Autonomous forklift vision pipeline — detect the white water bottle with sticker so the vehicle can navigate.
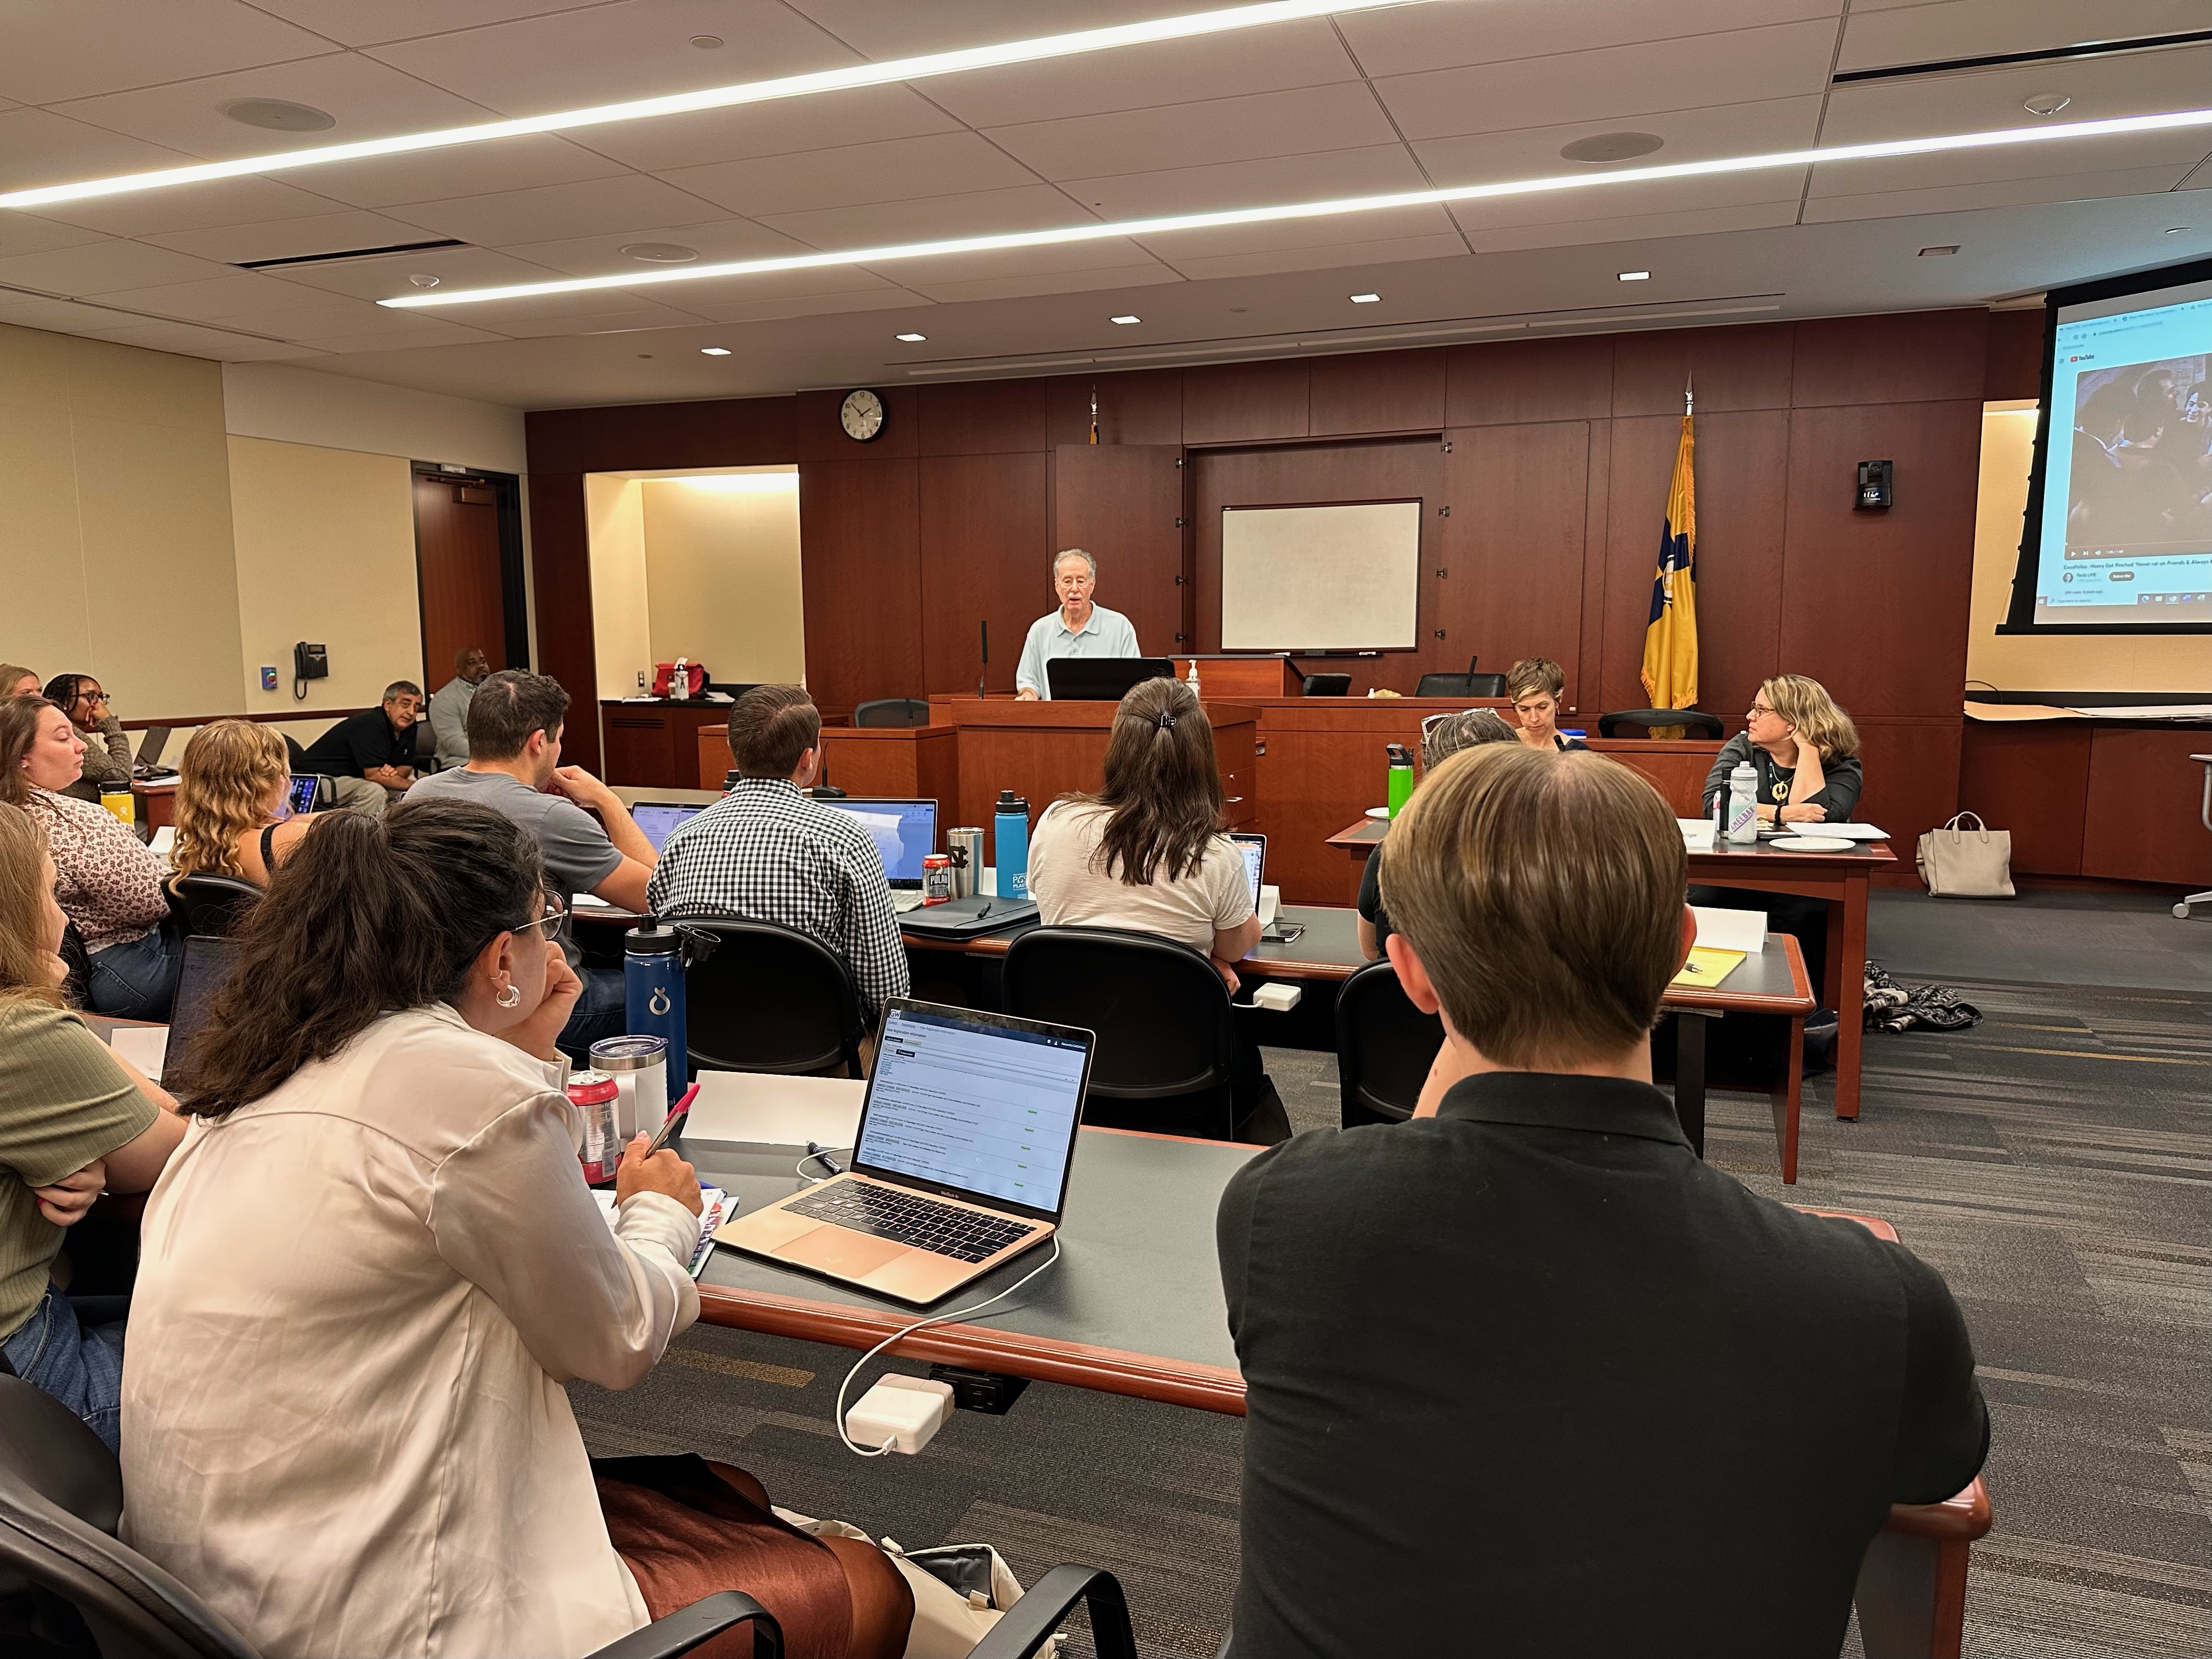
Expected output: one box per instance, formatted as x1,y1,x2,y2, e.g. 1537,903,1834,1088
1725,760,1760,844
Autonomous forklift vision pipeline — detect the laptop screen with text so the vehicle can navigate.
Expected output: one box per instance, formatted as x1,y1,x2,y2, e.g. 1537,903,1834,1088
819,798,937,883
1230,832,1265,906
630,802,706,853
856,1003,1091,1216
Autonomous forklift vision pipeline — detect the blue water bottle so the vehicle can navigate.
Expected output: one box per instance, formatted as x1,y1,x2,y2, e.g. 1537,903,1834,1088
994,789,1030,900
623,922,687,1104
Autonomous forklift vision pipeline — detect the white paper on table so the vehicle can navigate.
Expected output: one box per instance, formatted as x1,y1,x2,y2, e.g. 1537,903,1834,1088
108,1024,170,1080
572,891,614,909
1813,823,1889,841
1691,906,1767,953
1677,817,1716,850
687,1071,865,1150
149,826,176,862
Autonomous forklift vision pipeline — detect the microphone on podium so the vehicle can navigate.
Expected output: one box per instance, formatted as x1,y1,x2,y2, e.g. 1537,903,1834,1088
978,620,988,699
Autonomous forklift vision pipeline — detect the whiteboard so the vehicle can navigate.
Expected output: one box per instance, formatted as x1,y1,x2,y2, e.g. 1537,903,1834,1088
1220,501,1421,651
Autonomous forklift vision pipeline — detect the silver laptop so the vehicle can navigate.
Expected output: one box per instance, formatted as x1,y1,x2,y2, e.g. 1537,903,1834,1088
132,726,174,779
815,797,938,912
715,999,1093,1305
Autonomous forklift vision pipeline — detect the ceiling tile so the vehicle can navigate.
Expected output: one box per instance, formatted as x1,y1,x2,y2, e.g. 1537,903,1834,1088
1458,200,1802,252
985,83,1401,180
54,317,318,359
142,209,445,264
28,176,373,239
1338,0,1842,80
562,84,963,172
389,176,732,245
923,20,1356,127
0,294,173,334
664,286,926,326
70,270,347,323
1133,203,1461,259
247,3,612,49
258,244,570,300
1803,161,2199,222
1412,96,1826,186
753,183,1098,250
864,238,1172,286
1061,145,1431,218
780,2,1201,60
1161,230,1472,283
300,134,633,210
1809,127,2211,195
904,262,1190,304
1378,19,1841,142
484,304,725,338
0,215,112,261
1837,0,2209,74
363,0,856,119
0,239,237,295
1819,44,2212,144
204,292,436,334
0,1,336,104
494,217,811,279
286,320,511,352
632,267,906,308
1448,170,1808,233
50,52,494,161
0,108,190,196
663,131,1045,217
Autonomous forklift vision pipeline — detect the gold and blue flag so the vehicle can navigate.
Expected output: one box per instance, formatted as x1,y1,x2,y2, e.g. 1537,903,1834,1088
1639,408,1699,715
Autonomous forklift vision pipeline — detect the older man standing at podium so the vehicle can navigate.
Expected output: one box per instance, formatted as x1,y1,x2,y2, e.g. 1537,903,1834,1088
1014,549,1142,699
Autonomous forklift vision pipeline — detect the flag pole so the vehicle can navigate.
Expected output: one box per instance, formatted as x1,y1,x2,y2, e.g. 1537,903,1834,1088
1685,372,1694,415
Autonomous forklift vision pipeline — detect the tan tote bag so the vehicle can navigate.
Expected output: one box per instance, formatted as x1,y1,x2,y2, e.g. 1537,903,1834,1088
1917,811,2015,898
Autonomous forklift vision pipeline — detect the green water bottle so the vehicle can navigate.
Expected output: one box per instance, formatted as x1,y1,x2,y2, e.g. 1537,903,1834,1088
1385,743,1415,819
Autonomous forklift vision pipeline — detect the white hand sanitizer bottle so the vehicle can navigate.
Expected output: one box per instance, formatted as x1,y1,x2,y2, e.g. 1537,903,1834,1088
1725,761,1760,844
1186,656,1201,697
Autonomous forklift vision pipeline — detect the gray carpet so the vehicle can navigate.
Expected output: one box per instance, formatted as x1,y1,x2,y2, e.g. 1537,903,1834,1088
574,895,2212,1657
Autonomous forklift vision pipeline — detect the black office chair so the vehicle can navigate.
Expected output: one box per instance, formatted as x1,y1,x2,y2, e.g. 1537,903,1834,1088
1002,927,1239,1141
678,917,867,1078
0,1375,787,1659
281,735,307,771
1597,708,1725,739
1465,672,1508,697
1301,673,1351,697
852,698,932,729
1335,960,1444,1128
1413,673,1469,697
165,873,261,939
413,718,441,773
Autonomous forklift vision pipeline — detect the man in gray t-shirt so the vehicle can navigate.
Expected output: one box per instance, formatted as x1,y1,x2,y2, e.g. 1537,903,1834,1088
405,671,658,1060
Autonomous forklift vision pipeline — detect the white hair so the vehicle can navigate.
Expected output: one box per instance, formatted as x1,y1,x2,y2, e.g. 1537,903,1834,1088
1053,549,1097,578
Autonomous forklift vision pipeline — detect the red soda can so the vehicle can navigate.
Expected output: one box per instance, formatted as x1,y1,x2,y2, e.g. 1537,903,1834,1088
569,1069,620,1184
922,853,953,905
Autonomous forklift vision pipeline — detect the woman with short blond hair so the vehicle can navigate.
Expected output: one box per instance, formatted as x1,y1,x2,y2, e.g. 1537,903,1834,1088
1506,657,1588,752
171,720,319,886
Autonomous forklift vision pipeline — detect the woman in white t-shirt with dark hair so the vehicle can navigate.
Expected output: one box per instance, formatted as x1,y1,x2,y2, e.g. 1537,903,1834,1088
1027,678,1286,1141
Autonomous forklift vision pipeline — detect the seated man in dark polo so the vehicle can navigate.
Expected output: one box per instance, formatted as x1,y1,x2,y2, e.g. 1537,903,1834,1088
1218,743,1988,1658
297,681,423,817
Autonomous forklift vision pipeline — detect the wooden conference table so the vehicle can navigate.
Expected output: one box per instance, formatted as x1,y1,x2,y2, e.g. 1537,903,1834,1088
1330,818,1895,1121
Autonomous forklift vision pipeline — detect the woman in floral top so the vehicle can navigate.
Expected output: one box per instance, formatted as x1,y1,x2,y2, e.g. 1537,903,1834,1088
1,696,176,1020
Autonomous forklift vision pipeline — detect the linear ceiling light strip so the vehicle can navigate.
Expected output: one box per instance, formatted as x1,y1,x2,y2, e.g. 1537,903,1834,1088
377,108,2212,308
0,0,1433,211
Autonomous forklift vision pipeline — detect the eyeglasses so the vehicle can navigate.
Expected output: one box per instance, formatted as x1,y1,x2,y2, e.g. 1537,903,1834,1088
1746,703,1776,718
74,688,108,707
511,890,571,944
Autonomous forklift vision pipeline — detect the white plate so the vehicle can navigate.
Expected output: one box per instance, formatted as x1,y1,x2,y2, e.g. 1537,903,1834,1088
1767,835,1853,853
1364,806,1391,820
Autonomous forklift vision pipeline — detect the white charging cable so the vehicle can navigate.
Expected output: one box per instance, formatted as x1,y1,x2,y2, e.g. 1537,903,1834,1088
834,1238,1063,1458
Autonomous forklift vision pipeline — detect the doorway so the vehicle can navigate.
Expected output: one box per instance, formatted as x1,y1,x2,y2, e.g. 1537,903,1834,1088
412,462,528,690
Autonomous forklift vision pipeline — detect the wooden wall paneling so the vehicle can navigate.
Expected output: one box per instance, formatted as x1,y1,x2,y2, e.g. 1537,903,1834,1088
1958,720,2090,876
1181,358,1309,445
1445,335,1613,427
524,396,795,474
918,378,1048,456
919,452,1049,695
1611,322,1794,416
1849,718,1964,870
789,386,919,462
1307,348,1446,437
1043,369,1183,447
1574,417,1612,724
413,475,509,682
524,471,600,771
1189,438,1444,683
1983,309,2044,402
1053,444,1190,657
1593,740,1725,818
1778,400,1983,717
1437,422,1590,693
1791,311,1988,407
1599,410,1788,721
798,458,924,718
2081,727,2212,886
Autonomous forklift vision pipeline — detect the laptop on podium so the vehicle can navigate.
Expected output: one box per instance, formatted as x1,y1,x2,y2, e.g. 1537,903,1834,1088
1045,657,1177,702
715,999,1094,1305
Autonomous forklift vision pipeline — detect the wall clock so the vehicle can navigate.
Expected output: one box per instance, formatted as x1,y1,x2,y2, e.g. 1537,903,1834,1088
839,388,887,442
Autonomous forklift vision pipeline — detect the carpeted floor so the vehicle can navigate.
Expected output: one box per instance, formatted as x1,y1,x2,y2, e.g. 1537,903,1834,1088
574,894,2212,1658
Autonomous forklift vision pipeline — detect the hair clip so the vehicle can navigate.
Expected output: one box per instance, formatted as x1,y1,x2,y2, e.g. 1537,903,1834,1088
1156,713,1178,730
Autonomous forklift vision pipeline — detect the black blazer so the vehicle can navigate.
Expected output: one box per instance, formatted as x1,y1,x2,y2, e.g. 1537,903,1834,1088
1218,1071,1987,1659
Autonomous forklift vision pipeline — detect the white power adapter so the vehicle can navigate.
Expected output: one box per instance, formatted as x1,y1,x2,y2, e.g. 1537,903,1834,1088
844,1373,955,1454
1251,981,1301,1012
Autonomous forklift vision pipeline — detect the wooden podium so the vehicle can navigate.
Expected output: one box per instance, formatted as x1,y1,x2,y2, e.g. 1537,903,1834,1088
1169,657,1303,698
930,696,1256,833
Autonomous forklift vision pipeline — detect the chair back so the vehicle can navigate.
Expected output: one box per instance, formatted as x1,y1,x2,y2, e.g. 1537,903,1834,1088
1300,673,1350,697
166,873,262,939
678,917,867,1077
851,698,932,729
1413,673,1470,698
412,719,438,770
1466,672,1508,697
1002,927,1237,1139
0,1376,259,1659
281,735,307,772
1334,960,1444,1127
1596,707,1724,739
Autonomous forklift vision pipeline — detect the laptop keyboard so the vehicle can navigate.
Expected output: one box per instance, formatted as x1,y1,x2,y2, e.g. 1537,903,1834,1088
787,1181,1035,1263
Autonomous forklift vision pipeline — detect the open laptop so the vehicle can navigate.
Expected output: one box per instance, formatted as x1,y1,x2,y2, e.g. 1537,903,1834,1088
136,934,241,1080
132,726,174,780
1045,657,1177,702
1229,831,1300,943
630,800,708,853
715,998,1094,1305
815,797,938,912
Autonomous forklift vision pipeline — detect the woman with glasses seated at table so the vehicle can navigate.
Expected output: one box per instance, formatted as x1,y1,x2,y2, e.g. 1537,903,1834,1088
168,720,323,888
122,799,915,1659
42,674,133,805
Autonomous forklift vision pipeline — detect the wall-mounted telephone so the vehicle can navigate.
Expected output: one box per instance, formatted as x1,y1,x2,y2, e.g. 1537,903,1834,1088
293,642,329,701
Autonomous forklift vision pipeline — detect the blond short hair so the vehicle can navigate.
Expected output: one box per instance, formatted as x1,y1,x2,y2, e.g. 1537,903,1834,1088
1506,657,1566,701
1760,674,1859,761
1380,744,1685,1068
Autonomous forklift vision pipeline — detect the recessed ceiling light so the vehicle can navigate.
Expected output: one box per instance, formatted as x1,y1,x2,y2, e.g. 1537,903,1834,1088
1111,314,1142,324
380,109,2212,310
700,346,731,355
1,1,1437,210
689,34,724,49
895,332,927,342
1917,245,1959,256
407,274,439,289
1350,292,1380,303
220,99,335,133
622,242,698,263
1560,131,1663,164
1617,270,1650,281
2023,92,2070,116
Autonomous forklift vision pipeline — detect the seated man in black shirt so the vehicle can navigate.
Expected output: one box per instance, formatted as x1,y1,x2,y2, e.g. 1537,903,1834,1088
297,681,423,817
1218,743,1988,1658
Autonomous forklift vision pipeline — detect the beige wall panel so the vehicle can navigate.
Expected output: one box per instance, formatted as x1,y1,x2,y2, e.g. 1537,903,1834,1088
222,363,527,475
640,477,805,685
228,436,421,718
64,336,227,432
586,475,651,702
0,407,93,678
0,322,77,415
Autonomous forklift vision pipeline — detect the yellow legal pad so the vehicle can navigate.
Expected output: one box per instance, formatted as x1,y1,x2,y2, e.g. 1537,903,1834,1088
1670,947,1746,989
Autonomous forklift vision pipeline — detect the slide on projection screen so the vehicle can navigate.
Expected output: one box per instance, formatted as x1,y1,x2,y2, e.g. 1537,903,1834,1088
2013,263,2212,631
1220,501,1421,651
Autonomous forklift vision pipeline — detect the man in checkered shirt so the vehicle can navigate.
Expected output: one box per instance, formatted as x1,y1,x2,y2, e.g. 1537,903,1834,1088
646,685,909,1025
